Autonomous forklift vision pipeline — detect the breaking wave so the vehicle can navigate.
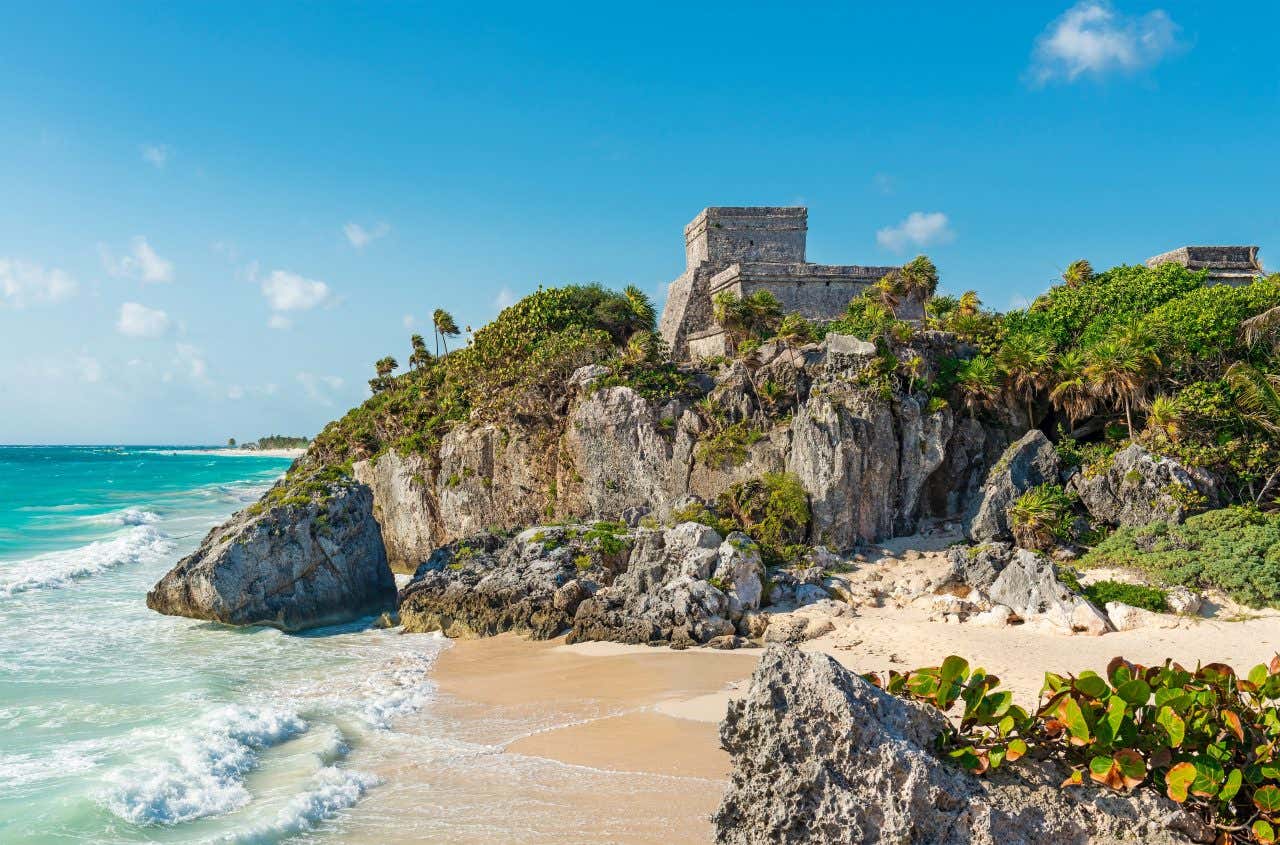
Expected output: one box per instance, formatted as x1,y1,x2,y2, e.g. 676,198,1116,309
0,525,173,598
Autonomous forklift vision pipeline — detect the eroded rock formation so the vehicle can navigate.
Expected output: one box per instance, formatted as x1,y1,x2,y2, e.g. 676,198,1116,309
146,482,395,631
714,645,1208,844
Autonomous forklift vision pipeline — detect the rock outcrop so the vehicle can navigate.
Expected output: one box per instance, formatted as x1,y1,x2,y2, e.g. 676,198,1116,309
146,483,395,631
985,549,1111,635
1070,444,1218,528
966,430,1060,542
350,335,1009,570
714,645,1208,844
397,522,768,648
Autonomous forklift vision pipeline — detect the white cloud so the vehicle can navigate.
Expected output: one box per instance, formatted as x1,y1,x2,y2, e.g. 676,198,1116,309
343,221,390,249
875,211,955,253
174,343,207,380
227,385,244,400
268,314,293,330
0,259,78,308
116,302,171,338
261,270,330,311
402,313,415,329
141,144,169,168
873,172,895,196
296,371,344,405
1029,2,1181,84
101,237,175,283
494,286,516,310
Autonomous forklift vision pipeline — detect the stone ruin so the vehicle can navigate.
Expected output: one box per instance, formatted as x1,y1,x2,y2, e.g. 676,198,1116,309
1146,245,1262,286
658,207,907,360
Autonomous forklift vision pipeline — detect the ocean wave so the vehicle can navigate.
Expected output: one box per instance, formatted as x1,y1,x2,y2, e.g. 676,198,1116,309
101,704,309,826
0,525,174,598
84,507,162,526
219,766,380,844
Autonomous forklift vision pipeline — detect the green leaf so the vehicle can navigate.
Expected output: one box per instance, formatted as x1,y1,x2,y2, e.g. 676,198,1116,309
1075,673,1110,700
1115,678,1151,707
1156,706,1186,748
940,655,969,685
1165,762,1195,802
1113,749,1146,789
1007,738,1027,762
1221,768,1243,803
1061,697,1092,745
1255,820,1277,845
1251,664,1270,688
1256,784,1280,814
1191,760,1224,798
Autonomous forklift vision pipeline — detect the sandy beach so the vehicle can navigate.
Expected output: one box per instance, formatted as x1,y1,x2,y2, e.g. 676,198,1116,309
182,447,306,459
370,606,1280,844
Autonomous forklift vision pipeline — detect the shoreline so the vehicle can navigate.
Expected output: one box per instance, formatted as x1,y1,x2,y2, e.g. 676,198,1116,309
401,607,1280,843
177,447,305,459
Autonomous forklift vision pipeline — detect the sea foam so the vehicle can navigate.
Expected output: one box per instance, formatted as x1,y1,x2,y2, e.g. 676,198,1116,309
101,704,309,826
219,766,381,844
0,524,173,598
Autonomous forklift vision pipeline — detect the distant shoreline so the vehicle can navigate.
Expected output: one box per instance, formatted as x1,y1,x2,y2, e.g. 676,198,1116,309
183,447,305,459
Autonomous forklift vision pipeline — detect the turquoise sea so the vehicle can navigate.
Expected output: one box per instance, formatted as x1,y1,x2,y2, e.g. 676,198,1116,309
0,446,448,844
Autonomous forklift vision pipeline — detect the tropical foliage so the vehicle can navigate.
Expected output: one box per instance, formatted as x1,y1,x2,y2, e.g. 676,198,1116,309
870,654,1280,843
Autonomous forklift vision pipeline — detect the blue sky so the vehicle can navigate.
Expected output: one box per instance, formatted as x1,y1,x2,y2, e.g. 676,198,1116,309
1,1,1277,444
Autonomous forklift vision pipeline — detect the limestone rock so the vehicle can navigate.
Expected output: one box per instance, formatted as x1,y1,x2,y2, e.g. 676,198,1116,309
147,482,395,632
966,430,1060,542
714,645,1209,844
1166,586,1203,616
353,449,438,573
1106,601,1177,631
986,549,1112,635
712,532,764,619
1071,444,1218,528
945,541,1014,591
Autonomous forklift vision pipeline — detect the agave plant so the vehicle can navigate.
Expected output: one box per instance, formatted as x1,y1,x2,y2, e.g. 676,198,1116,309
1009,484,1074,551
955,355,1002,419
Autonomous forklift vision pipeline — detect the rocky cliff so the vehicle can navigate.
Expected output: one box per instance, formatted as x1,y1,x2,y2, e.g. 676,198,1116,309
714,645,1208,844
356,333,1009,573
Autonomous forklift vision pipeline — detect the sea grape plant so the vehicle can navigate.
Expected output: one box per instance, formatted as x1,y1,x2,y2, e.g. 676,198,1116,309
865,655,1280,843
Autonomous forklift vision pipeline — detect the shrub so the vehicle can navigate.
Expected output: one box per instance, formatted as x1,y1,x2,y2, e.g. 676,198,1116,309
716,472,811,564
696,420,765,468
1082,580,1169,613
1009,484,1075,551
867,654,1280,843
1082,507,1280,608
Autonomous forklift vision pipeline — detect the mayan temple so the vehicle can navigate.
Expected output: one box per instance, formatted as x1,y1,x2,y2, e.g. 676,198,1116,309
658,207,908,360
1146,244,1263,286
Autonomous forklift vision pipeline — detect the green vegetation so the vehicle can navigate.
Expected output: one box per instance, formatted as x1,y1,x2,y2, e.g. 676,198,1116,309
1082,507,1280,608
870,654,1280,843
1009,484,1075,551
695,420,765,468
1080,580,1169,613
273,284,661,505
241,435,309,450
712,289,783,352
668,473,810,565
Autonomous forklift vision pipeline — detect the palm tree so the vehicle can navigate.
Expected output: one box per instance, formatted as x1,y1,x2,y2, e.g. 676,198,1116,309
1063,259,1093,289
433,309,460,356
713,290,783,352
623,284,656,330
370,355,399,393
1084,339,1149,438
956,290,981,318
409,334,432,370
955,356,1001,419
1048,349,1095,430
899,255,940,307
1243,305,1280,353
867,270,904,316
996,333,1055,427
1227,362,1280,436
1145,395,1182,442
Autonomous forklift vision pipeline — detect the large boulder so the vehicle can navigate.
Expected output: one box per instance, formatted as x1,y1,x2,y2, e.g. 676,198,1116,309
714,645,1208,844
986,549,1111,636
1070,444,1217,528
966,430,1060,542
146,482,395,631
352,449,438,573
